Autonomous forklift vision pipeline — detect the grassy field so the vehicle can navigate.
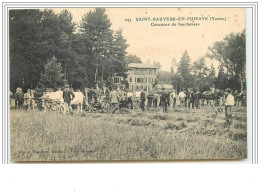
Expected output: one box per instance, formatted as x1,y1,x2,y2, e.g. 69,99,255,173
10,106,247,161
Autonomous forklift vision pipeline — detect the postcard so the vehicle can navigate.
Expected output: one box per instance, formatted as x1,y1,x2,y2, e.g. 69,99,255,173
9,7,247,161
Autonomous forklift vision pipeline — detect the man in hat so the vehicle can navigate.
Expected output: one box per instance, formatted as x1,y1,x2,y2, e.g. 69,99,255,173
14,87,24,110
224,88,234,127
101,83,110,96
63,84,75,113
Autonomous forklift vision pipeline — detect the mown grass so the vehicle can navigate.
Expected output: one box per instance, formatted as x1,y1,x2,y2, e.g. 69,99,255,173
10,106,247,161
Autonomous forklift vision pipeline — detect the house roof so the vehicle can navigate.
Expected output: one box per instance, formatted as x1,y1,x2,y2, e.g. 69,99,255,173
128,63,158,69
157,84,174,90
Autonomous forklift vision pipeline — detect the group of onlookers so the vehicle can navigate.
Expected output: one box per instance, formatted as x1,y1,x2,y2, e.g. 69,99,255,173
10,87,35,110
9,84,246,128
10,85,246,114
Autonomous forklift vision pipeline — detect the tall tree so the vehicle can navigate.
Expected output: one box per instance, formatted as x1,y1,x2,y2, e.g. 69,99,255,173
171,73,183,93
214,65,229,90
204,64,216,90
9,9,77,91
125,54,142,64
80,8,114,84
171,58,177,74
191,57,209,91
40,56,65,88
9,9,44,91
177,50,192,89
208,30,246,91
111,29,129,78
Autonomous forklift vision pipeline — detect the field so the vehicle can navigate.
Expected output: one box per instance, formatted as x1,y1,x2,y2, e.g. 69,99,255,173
10,106,247,161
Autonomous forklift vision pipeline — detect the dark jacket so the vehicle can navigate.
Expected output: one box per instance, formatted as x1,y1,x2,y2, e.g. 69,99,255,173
140,91,146,101
160,92,168,102
189,91,195,101
63,88,75,103
14,92,24,103
147,94,154,102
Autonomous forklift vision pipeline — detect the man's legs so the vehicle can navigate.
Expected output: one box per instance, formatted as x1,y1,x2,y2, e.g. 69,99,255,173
129,98,133,109
173,98,176,109
66,101,72,113
191,100,194,109
153,100,157,108
165,101,167,113
141,100,145,111
225,106,233,127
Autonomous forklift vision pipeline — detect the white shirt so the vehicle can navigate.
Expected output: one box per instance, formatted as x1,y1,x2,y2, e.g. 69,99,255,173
178,91,186,98
170,92,176,99
127,92,133,98
225,94,235,106
134,91,141,98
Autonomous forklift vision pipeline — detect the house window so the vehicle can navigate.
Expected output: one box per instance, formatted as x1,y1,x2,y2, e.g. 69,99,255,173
136,78,148,83
129,77,132,83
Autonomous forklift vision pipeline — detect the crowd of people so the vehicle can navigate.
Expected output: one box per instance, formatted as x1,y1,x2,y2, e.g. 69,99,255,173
10,84,246,126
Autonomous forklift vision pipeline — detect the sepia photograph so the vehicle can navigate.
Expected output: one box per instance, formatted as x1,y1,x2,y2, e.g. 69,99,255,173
9,7,247,161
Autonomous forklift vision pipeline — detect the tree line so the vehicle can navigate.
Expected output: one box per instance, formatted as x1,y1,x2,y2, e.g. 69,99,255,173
10,8,246,93
10,8,129,92
171,29,246,93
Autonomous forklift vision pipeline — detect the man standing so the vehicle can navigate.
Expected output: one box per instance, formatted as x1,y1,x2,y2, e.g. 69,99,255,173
178,90,186,108
134,88,141,109
126,90,134,109
194,90,201,109
118,86,126,109
147,92,154,110
153,90,159,108
188,89,195,109
224,88,234,127
63,85,75,113
109,87,119,114
23,89,31,111
140,88,146,111
169,90,176,109
160,88,168,113
14,87,24,110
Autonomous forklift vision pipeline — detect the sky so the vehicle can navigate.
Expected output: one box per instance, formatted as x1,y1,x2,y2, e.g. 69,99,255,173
53,8,246,71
